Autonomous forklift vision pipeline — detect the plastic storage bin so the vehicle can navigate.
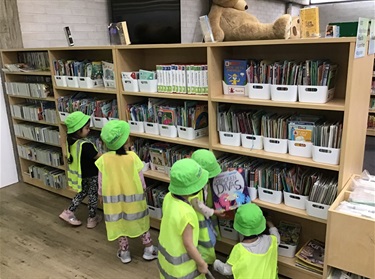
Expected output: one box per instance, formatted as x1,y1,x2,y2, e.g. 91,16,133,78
306,200,330,220
263,137,288,154
241,134,263,150
58,111,69,122
288,140,312,158
159,125,177,138
122,79,139,92
147,205,162,219
219,131,241,147
278,243,298,258
312,146,340,165
258,187,283,204
219,226,239,241
144,122,159,135
298,85,335,104
222,81,250,96
128,120,144,133
248,83,271,100
54,76,67,87
283,192,308,210
103,78,116,89
93,117,109,128
66,76,79,88
248,186,258,201
138,79,158,93
270,85,298,102
78,77,103,88
177,126,208,140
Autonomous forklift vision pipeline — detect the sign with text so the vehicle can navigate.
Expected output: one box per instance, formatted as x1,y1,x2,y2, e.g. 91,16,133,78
355,17,370,58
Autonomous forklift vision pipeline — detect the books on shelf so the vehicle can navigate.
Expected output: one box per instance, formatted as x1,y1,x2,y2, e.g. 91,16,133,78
295,239,325,275
28,165,66,189
17,143,63,167
116,21,131,45
14,123,60,145
5,81,53,98
300,7,320,38
11,101,58,124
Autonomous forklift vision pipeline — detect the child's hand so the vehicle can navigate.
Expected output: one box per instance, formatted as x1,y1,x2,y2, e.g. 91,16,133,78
214,209,227,218
266,220,275,228
197,261,208,274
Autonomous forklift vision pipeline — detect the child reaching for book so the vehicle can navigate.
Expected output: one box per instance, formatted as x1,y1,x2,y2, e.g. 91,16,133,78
59,111,102,228
95,120,157,264
213,203,280,279
191,149,225,264
158,158,209,278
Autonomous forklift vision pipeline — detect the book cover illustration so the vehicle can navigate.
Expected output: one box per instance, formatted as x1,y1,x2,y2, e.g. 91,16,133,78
278,221,301,246
296,239,325,269
212,169,251,211
223,60,247,86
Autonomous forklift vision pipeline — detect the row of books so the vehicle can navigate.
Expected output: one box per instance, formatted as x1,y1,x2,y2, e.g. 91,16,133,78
86,133,108,154
53,60,103,78
10,102,58,124
14,124,60,146
329,268,369,279
155,64,208,94
145,181,168,209
5,82,53,99
2,52,50,72
57,93,119,118
127,99,208,129
368,115,375,129
309,175,338,205
295,239,325,275
28,165,66,189
312,122,343,149
225,59,337,87
17,143,63,167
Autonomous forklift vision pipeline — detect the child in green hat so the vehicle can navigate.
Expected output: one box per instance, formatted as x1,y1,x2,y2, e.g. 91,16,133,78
59,111,102,228
158,158,209,279
213,203,280,278
96,120,157,264
191,149,225,264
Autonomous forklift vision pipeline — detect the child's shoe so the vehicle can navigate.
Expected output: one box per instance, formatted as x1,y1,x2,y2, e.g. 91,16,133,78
143,245,158,261
117,250,131,264
87,214,102,229
59,209,82,226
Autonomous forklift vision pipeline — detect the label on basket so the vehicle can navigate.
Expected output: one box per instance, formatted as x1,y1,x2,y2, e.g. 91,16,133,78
228,86,245,95
212,170,250,211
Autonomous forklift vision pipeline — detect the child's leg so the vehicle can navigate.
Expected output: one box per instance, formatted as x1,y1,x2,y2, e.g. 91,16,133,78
118,236,129,251
141,231,158,261
86,176,101,228
117,236,131,264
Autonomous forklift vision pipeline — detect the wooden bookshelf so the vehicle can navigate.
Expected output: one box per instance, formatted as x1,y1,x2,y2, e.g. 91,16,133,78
3,71,51,76
8,95,55,102
366,128,375,136
12,117,60,127
19,157,65,171
1,39,373,279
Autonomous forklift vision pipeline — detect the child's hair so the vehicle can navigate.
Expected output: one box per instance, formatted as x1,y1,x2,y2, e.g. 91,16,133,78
115,144,127,156
67,120,90,164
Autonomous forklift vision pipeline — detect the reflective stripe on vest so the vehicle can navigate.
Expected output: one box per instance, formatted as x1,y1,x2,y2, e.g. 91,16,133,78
104,208,148,222
103,193,145,203
157,260,201,279
158,243,191,265
198,240,213,248
199,220,207,228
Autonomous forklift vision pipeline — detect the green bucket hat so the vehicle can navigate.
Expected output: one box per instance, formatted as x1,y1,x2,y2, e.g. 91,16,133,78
65,111,91,134
101,120,130,151
191,149,221,178
169,158,209,196
234,203,266,237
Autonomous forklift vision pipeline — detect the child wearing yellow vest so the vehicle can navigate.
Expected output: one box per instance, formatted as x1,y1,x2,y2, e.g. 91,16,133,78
214,203,280,279
59,111,102,228
191,149,225,264
158,158,209,278
96,120,157,264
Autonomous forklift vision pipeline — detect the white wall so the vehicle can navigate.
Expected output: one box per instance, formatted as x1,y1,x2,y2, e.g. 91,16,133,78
17,0,110,47
17,0,287,46
315,1,375,35
0,78,18,188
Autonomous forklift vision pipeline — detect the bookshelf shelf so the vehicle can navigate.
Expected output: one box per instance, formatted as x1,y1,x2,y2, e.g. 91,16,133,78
211,96,346,111
121,90,209,101
367,128,375,136
22,174,75,198
211,143,340,171
54,86,117,94
19,156,65,171
4,71,51,76
12,117,59,127
8,95,55,102
130,132,209,149
16,136,61,148
143,170,170,183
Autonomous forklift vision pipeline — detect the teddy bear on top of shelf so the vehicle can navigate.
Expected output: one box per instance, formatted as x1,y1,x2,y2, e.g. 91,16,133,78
208,0,293,42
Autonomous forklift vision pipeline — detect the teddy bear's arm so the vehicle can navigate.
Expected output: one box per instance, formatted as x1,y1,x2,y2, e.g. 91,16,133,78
208,6,225,42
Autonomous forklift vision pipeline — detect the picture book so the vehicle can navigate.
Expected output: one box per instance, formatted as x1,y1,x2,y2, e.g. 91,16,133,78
278,221,301,246
223,60,247,86
116,21,131,45
212,169,251,211
300,7,320,38
296,239,325,269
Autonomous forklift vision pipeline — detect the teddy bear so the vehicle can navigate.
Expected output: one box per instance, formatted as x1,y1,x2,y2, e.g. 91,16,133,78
208,0,292,42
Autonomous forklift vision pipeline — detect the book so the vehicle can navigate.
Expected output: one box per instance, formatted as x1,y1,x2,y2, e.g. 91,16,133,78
295,239,325,272
224,60,247,86
300,7,320,38
199,15,215,43
117,21,131,45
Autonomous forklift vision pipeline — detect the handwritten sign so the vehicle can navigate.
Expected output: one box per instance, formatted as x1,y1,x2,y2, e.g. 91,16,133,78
355,17,370,59
212,169,250,211
368,19,375,55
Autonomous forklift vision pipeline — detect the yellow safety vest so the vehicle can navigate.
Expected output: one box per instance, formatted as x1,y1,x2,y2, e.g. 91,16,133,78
67,139,97,192
227,235,278,279
158,192,205,279
95,151,149,241
188,190,216,265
